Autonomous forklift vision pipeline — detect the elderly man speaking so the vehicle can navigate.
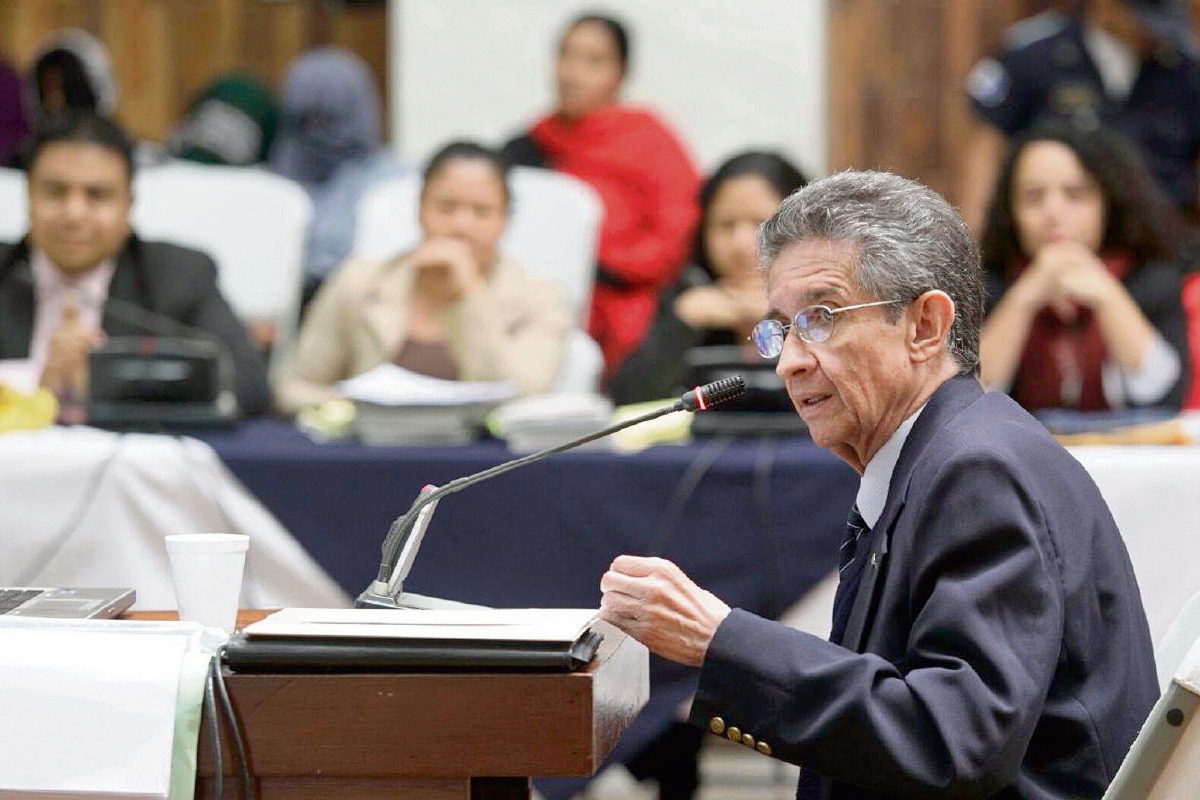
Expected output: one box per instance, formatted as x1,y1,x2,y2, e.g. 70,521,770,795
599,171,1156,799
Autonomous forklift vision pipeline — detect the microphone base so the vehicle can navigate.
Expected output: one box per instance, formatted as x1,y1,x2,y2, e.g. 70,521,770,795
355,588,488,611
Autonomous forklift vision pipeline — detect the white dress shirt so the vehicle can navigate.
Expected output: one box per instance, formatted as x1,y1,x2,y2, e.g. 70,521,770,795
856,405,926,528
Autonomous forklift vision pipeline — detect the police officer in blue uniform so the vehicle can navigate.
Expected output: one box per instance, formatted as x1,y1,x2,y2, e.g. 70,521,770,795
960,0,1200,234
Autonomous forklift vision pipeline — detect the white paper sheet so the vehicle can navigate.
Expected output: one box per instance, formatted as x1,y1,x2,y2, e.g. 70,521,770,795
0,619,224,799
244,606,598,643
338,363,515,407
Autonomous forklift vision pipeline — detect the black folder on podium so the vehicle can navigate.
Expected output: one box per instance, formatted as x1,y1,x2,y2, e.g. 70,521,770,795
221,608,603,673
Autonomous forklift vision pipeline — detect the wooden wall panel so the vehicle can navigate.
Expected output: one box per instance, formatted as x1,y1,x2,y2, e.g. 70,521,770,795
5,0,1200,195
828,0,1049,201
0,0,388,142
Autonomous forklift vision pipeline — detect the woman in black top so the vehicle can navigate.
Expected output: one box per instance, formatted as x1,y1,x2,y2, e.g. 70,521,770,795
607,151,807,404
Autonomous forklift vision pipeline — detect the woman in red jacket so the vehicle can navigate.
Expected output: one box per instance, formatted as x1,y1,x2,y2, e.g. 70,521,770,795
505,14,701,377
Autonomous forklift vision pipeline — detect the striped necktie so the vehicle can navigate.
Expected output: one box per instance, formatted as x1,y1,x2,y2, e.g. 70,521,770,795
840,505,869,572
798,505,873,799
829,505,871,645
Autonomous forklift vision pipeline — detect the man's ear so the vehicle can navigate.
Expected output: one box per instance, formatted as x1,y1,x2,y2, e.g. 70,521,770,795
907,290,954,363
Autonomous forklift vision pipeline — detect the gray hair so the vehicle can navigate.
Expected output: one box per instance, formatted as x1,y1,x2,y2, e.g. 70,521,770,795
759,170,983,374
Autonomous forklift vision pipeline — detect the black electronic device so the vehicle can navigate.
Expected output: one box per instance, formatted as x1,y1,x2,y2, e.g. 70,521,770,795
88,336,237,429
86,296,239,430
682,345,807,437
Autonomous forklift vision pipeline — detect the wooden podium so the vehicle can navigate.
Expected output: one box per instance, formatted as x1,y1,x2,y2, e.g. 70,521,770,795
193,617,648,800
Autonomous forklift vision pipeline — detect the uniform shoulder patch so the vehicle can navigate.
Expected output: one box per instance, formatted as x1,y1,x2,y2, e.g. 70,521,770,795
966,58,1012,107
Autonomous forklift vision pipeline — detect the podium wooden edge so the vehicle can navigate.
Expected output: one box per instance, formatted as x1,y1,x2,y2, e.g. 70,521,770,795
125,610,649,798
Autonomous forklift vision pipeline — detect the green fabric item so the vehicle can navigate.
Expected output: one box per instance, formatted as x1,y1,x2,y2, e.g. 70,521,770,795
170,73,278,165
168,650,215,800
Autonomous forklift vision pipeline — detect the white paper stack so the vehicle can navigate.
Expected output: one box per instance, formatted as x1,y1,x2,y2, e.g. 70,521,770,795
490,393,615,453
338,364,516,445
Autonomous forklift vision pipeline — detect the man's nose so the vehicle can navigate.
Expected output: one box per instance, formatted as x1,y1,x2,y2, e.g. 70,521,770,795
61,191,88,221
446,208,476,237
775,330,816,381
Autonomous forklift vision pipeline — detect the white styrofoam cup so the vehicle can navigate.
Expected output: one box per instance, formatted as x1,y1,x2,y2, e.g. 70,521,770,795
164,533,249,633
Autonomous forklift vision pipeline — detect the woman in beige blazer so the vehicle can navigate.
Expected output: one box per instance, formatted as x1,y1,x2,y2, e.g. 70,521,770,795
274,142,571,414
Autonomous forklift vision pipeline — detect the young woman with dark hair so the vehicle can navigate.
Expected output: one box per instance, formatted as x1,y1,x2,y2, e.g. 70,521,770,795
274,141,569,414
607,150,808,405
978,121,1191,410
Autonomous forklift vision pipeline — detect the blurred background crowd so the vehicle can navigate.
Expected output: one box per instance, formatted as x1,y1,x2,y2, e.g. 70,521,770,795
3,0,1199,427
3,2,1200,798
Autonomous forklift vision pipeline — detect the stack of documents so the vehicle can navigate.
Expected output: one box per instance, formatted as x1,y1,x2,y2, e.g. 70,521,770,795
338,364,516,445
490,393,615,453
223,607,603,672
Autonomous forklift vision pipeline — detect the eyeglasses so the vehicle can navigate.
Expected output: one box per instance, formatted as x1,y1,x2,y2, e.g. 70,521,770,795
749,299,906,358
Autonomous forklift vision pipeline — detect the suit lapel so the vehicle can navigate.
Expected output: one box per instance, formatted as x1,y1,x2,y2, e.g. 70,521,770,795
0,242,36,359
100,239,146,336
841,373,985,653
841,503,898,651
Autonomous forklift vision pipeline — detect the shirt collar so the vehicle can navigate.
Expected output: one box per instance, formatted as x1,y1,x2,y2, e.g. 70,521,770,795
856,405,925,528
30,247,117,310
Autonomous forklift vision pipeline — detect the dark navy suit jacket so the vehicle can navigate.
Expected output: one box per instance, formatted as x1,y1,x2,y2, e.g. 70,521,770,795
690,374,1158,799
0,236,271,417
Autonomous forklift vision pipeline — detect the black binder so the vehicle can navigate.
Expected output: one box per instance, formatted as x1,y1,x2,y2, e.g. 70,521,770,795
221,628,603,673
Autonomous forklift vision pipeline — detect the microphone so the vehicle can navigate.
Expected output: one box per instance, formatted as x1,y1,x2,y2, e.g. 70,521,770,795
101,295,237,389
679,375,745,411
357,376,747,610
92,296,240,422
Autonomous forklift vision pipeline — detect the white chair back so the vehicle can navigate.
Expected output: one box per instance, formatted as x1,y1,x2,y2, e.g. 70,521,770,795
352,166,605,393
1102,633,1200,799
132,161,313,360
0,167,28,243
1157,590,1200,691
353,166,603,322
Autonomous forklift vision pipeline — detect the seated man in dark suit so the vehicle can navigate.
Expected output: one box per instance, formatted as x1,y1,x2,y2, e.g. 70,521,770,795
599,170,1158,799
0,111,271,419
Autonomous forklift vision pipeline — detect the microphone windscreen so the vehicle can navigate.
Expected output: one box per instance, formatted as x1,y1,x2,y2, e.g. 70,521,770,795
682,376,747,411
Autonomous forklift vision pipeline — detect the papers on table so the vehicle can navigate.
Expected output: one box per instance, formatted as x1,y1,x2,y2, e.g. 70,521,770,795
0,359,38,394
490,392,615,453
338,364,515,407
338,365,517,445
244,607,599,644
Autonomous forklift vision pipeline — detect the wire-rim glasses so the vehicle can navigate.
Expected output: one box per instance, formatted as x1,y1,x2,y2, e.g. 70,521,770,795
749,299,906,358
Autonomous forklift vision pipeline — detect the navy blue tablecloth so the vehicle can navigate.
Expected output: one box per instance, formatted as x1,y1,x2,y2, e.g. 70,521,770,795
200,420,858,793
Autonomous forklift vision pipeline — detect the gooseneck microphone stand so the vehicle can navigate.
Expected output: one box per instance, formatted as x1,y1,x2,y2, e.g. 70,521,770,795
356,377,747,610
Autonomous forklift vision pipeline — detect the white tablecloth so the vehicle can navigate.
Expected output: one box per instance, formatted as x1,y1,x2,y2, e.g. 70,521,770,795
0,426,349,610
1068,446,1200,645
